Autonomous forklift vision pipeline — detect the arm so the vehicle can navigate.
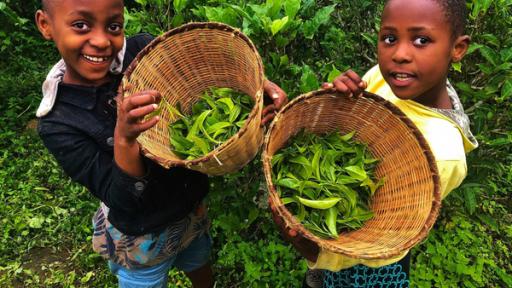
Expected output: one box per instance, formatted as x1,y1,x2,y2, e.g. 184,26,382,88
39,121,152,213
114,89,161,177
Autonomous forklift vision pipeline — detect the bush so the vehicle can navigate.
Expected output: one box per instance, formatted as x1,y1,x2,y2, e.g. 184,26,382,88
1,0,510,287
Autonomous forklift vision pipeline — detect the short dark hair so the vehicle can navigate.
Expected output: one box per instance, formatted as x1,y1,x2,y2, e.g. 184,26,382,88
433,0,467,36
386,0,468,36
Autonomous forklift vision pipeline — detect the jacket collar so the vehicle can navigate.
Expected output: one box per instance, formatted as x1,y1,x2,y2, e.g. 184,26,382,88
57,82,116,110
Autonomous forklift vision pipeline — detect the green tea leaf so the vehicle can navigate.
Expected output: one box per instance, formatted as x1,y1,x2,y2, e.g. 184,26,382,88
297,197,341,209
270,16,289,35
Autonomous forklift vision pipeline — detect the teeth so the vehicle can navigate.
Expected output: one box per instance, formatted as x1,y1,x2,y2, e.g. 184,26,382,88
394,73,411,80
83,54,109,63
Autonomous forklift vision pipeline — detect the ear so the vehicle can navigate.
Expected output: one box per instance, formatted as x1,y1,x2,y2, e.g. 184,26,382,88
451,35,470,63
35,10,53,40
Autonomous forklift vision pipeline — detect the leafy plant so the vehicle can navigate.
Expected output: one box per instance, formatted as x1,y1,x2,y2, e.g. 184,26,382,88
167,87,253,159
272,130,382,238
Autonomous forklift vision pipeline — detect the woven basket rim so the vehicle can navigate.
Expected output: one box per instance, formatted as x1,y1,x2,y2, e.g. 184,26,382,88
119,22,265,169
262,89,441,259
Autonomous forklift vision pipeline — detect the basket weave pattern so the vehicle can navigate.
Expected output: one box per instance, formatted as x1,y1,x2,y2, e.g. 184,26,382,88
121,22,265,175
263,90,441,259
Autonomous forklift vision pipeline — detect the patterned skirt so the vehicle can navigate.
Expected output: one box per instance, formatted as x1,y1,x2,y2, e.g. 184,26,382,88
92,202,209,269
323,253,411,288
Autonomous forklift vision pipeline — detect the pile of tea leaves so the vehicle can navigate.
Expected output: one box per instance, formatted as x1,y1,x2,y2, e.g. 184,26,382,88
271,130,384,239
167,87,253,160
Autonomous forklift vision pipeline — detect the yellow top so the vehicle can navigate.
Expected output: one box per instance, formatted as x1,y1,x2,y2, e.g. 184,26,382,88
308,65,478,271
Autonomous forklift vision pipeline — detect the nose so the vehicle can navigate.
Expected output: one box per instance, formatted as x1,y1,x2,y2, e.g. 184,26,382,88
391,42,412,63
89,29,111,49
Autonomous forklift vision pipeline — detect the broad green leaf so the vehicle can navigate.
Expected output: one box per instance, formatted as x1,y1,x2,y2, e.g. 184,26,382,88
466,43,483,55
189,135,211,155
327,66,341,82
217,97,235,113
271,16,289,35
297,197,341,209
302,5,335,39
173,0,186,13
266,0,282,18
299,65,319,92
340,131,355,141
204,6,238,26
206,122,232,135
289,155,311,167
325,207,338,238
312,145,322,179
500,47,512,62
481,33,500,47
451,62,462,73
479,46,499,66
281,197,296,205
228,105,241,123
284,0,301,19
501,80,512,100
344,165,367,181
186,110,211,139
277,178,300,190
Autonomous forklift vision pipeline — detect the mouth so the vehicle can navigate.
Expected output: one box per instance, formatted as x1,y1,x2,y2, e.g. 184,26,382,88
389,71,416,87
82,54,111,64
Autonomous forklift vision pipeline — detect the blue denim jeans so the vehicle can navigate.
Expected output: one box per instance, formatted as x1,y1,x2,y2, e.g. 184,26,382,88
108,233,212,288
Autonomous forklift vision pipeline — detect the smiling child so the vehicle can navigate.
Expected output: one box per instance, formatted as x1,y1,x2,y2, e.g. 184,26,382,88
294,0,479,287
34,0,287,287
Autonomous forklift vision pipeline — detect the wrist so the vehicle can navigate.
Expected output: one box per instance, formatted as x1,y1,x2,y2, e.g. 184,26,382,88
114,130,138,148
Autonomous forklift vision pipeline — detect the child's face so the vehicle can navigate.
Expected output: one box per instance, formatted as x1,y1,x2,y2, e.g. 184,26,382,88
36,0,124,86
377,0,467,106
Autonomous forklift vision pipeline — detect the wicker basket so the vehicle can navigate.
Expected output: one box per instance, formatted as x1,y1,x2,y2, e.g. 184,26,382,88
120,22,265,176
262,89,441,259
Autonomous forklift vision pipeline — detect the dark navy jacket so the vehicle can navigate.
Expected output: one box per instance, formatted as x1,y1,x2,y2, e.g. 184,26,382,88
38,34,208,236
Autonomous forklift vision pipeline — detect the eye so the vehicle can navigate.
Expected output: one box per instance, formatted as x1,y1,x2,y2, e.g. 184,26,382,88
72,21,90,31
382,35,396,45
413,37,430,46
108,23,123,33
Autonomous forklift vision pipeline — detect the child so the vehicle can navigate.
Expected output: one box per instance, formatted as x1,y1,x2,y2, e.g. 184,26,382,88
278,0,479,287
34,0,287,287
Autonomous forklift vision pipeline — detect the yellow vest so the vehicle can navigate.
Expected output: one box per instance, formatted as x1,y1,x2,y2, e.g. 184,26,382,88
309,65,478,271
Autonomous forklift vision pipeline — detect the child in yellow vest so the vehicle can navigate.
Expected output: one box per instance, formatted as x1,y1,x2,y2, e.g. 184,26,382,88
292,0,479,287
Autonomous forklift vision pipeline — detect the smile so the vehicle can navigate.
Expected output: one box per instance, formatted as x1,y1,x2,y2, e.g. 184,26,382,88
392,72,415,81
82,54,110,63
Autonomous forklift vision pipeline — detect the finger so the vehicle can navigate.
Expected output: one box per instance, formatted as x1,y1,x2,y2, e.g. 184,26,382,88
272,93,287,110
126,91,161,110
340,76,361,96
128,103,159,120
130,115,160,134
332,78,351,95
344,69,363,85
261,112,276,126
262,104,276,115
322,82,334,89
264,80,288,108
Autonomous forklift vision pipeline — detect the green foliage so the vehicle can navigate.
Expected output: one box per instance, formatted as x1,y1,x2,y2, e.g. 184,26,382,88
167,88,253,159
272,130,380,238
0,0,510,286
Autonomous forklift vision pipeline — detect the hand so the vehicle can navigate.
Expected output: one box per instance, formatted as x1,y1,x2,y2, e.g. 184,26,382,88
322,69,367,97
115,89,162,145
271,206,319,262
261,79,288,126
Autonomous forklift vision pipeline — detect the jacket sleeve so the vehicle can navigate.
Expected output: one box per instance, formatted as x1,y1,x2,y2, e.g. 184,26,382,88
38,120,151,214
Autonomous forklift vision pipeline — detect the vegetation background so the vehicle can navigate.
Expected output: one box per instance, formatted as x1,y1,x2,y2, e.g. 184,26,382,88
0,0,510,287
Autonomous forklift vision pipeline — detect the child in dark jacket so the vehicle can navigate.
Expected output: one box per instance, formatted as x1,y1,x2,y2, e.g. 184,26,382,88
35,0,286,287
